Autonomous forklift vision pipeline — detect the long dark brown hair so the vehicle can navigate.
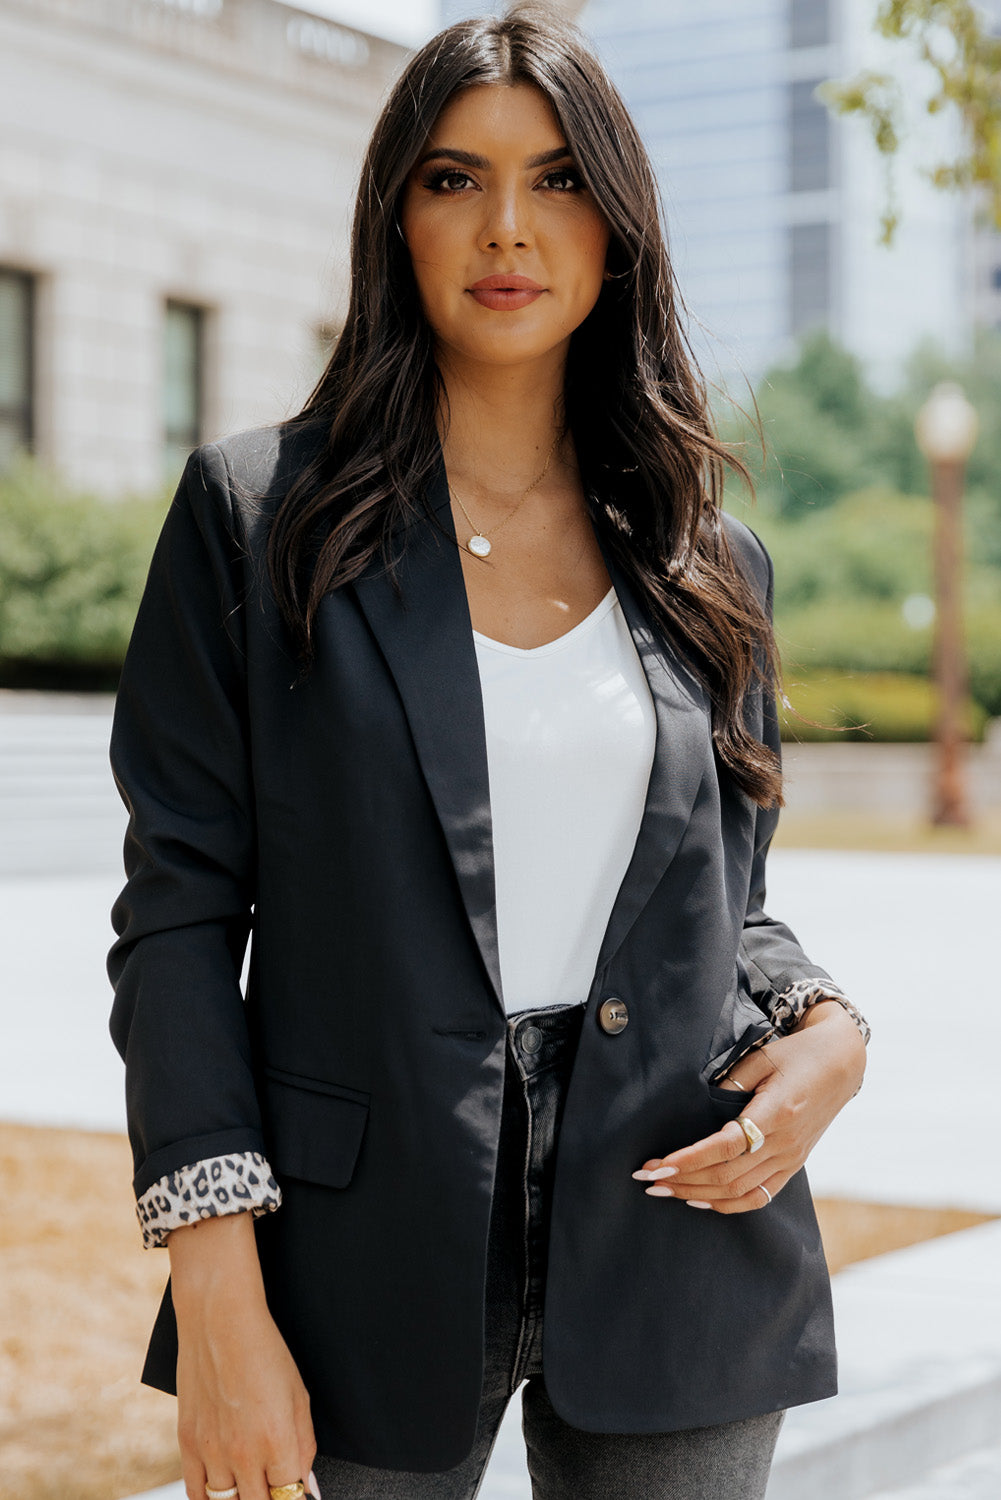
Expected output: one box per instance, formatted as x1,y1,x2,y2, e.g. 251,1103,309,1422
267,3,782,807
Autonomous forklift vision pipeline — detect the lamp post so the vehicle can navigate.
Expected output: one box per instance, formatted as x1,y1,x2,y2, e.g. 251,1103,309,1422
914,382,979,828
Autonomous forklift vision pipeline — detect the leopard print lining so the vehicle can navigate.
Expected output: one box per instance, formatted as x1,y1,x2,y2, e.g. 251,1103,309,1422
768,979,871,1046
136,1151,282,1250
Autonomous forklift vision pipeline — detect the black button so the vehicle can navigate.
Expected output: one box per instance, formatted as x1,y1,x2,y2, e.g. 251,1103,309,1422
598,998,629,1035
520,1025,543,1053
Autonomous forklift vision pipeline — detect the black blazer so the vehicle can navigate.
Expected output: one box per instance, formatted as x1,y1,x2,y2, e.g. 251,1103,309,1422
108,418,838,1472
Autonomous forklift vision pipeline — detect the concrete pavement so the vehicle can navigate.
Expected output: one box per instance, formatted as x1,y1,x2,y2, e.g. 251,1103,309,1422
4,850,1000,1213
126,1216,1001,1500
3,691,1001,1499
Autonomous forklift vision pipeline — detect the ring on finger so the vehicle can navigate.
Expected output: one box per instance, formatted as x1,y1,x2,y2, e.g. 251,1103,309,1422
270,1484,307,1500
736,1115,765,1154
206,1487,239,1500
759,1183,772,1206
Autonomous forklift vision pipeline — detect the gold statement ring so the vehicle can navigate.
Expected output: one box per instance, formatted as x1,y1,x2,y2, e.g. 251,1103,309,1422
736,1116,765,1154
269,1485,307,1500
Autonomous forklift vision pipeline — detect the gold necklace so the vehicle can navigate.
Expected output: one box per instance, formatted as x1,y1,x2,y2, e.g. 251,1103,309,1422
449,432,563,559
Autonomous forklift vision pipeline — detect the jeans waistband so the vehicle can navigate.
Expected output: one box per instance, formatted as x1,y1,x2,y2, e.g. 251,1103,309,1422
506,1001,586,1077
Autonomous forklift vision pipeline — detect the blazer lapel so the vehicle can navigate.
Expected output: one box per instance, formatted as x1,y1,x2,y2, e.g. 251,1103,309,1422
350,454,504,1011
588,532,713,978
349,449,712,1012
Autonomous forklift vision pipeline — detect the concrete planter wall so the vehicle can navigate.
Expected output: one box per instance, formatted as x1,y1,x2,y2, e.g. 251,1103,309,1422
781,723,1001,816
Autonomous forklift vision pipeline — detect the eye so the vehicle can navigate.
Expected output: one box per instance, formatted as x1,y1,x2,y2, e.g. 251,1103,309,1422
422,168,477,194
540,167,585,193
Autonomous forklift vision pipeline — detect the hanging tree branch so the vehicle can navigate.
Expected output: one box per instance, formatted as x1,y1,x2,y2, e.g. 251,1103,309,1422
817,0,1001,245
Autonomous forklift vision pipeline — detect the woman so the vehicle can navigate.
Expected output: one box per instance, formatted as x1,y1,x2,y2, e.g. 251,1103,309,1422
108,8,869,1500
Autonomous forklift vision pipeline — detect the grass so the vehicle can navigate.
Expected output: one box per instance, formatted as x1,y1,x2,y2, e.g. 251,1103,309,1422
0,1122,995,1500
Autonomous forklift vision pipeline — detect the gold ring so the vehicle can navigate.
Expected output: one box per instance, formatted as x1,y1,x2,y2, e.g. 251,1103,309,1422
269,1485,306,1500
736,1115,765,1154
205,1488,238,1500
759,1184,772,1205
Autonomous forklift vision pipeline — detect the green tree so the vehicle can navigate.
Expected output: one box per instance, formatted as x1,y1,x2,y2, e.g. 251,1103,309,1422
818,0,1001,243
719,327,1001,718
719,329,906,517
719,326,1001,536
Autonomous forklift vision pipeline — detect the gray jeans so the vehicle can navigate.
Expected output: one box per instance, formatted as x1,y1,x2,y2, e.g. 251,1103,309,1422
313,1002,785,1499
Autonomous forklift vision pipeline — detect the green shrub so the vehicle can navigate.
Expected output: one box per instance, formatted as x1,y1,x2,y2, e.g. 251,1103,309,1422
0,452,168,689
780,669,988,743
774,599,1001,718
726,483,1001,718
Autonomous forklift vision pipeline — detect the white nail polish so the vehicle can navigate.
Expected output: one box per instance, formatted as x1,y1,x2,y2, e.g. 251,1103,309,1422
647,1165,677,1180
687,1200,713,1210
632,1169,654,1180
645,1185,674,1196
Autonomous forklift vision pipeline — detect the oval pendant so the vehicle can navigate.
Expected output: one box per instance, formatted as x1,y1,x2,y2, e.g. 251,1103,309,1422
468,534,492,558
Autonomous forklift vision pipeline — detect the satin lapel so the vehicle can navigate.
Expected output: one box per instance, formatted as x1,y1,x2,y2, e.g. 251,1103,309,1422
349,456,504,1010
590,533,713,977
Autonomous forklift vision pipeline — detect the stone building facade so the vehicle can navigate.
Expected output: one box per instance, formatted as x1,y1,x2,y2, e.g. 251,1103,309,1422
0,0,406,496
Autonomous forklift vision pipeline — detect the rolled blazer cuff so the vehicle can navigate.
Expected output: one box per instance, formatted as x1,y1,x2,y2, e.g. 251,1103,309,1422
132,1126,266,1200
137,1148,281,1249
769,977,871,1045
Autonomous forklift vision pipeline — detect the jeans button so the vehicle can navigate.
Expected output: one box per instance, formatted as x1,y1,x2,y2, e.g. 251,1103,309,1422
521,1025,543,1053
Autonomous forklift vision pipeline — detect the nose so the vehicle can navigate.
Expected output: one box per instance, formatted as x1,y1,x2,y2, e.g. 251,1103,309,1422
477,183,533,253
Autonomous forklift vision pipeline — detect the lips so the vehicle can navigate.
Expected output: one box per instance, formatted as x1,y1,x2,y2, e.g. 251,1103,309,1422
470,274,544,291
468,273,545,311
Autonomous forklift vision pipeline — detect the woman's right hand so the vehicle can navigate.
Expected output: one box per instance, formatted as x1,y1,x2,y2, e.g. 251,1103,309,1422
168,1212,318,1500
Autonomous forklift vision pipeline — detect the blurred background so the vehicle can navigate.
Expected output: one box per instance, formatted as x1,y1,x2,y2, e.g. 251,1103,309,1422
1,2,999,1498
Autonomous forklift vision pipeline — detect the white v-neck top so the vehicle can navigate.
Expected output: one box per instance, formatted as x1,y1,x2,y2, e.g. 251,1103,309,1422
472,587,657,1013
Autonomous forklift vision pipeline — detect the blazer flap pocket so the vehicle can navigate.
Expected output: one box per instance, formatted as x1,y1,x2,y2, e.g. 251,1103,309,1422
262,1069,370,1189
701,1018,776,1087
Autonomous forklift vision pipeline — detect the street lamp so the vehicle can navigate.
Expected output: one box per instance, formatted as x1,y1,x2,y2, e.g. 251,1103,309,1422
914,382,979,828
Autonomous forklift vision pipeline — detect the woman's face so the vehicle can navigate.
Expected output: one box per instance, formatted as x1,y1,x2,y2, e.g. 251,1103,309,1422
399,82,612,373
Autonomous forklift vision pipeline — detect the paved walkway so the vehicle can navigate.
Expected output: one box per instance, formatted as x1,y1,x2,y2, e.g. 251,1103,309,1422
3,850,999,1213
4,692,1001,1499
867,1445,1001,1499
4,690,1001,1212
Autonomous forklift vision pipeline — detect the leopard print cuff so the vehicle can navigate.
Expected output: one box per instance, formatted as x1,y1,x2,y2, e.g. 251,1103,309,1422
768,979,871,1046
136,1151,282,1250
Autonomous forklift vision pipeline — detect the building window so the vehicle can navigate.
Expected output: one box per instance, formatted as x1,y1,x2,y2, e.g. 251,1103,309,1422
790,222,831,334
164,300,204,478
789,80,830,192
790,0,829,48
0,268,34,472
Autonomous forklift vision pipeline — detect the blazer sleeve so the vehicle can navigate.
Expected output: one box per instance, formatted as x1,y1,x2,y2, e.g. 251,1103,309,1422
107,442,267,1202
730,523,868,1040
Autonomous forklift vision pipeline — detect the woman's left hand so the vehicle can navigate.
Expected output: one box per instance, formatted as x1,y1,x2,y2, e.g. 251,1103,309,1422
632,1000,868,1213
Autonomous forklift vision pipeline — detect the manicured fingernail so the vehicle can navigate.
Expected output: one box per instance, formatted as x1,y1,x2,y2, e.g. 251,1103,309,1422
686,1200,713,1210
632,1165,677,1181
309,1473,322,1500
645,1185,674,1197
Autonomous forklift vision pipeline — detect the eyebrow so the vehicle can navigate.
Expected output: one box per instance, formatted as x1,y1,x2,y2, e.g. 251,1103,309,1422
415,145,574,170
